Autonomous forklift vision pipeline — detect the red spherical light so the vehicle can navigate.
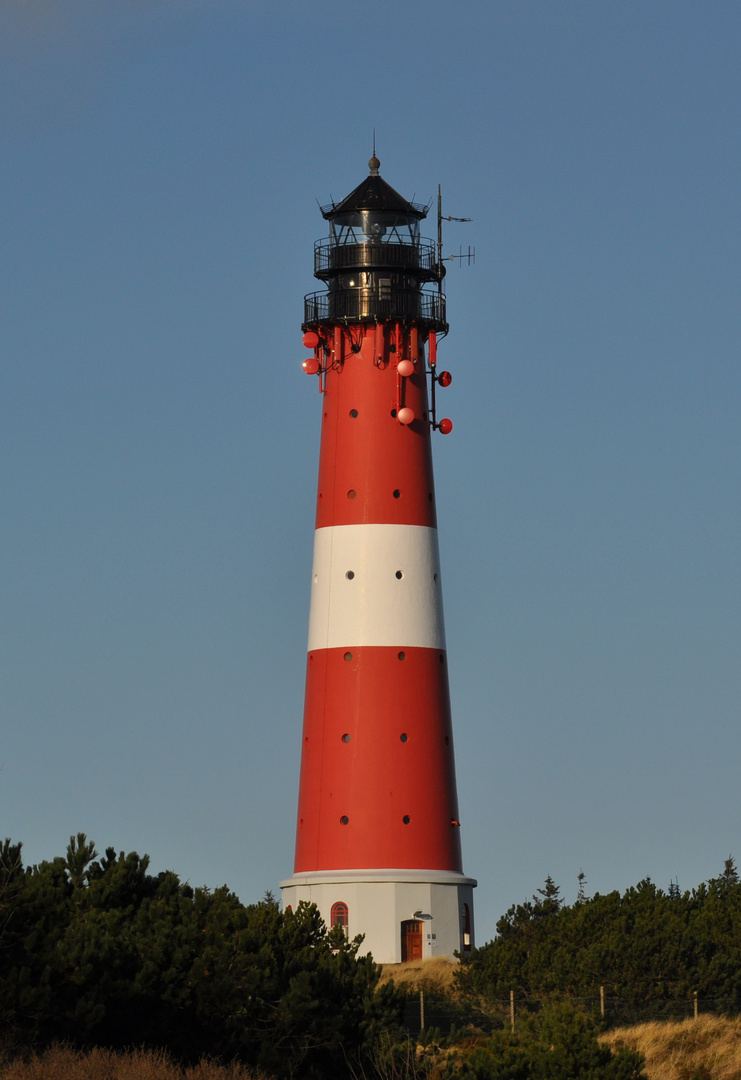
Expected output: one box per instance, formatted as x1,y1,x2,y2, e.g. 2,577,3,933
438,417,453,435
302,357,319,375
438,370,452,388
397,407,415,425
397,359,414,377
302,331,320,349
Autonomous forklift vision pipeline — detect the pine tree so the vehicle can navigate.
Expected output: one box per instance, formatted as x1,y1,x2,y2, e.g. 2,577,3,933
65,833,98,890
721,855,738,886
535,875,562,914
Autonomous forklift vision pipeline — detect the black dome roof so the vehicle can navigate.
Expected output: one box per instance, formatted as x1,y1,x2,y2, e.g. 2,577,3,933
322,162,427,220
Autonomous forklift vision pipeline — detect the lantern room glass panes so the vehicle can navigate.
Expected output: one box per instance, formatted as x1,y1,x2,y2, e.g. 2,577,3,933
330,211,420,247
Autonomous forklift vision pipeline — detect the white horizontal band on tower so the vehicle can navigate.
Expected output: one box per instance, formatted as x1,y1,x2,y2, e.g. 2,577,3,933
307,524,447,651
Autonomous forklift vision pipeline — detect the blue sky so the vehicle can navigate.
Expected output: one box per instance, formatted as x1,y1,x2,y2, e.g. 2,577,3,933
1,0,740,944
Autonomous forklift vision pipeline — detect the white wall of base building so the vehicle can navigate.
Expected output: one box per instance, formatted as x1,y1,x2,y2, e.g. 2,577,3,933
280,869,476,964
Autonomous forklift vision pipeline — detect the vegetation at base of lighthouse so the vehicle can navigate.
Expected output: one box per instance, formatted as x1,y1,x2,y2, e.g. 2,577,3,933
5,838,741,1079
456,859,741,1016
0,835,405,1080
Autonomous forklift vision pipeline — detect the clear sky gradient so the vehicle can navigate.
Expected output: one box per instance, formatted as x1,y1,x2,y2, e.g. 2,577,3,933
1,0,739,944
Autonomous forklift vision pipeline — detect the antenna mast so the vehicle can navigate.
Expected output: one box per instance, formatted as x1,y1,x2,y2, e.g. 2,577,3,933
431,185,473,426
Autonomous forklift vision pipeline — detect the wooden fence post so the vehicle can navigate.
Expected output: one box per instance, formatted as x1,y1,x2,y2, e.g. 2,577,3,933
510,989,515,1033
600,985,605,1019
694,991,698,1020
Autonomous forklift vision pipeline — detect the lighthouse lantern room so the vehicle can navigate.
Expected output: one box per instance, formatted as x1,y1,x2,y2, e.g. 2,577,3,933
280,157,476,963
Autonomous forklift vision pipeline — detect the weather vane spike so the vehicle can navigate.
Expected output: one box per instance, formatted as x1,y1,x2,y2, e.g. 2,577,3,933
369,130,380,175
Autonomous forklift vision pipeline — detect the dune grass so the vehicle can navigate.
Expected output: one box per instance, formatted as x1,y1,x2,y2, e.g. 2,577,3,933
0,1045,266,1080
602,1014,741,1080
377,957,458,992
7,1009,741,1079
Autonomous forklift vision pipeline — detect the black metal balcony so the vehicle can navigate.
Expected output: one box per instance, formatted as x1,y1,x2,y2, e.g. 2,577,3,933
303,288,447,330
314,239,438,279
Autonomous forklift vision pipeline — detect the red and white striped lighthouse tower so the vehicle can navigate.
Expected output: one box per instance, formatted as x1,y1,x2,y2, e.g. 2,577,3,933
281,157,475,963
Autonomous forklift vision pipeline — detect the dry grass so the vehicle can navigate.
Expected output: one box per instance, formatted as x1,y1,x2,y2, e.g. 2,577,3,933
378,957,458,992
0,1046,267,1080
602,1014,741,1080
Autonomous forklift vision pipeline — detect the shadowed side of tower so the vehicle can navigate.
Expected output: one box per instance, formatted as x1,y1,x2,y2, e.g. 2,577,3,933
281,158,475,963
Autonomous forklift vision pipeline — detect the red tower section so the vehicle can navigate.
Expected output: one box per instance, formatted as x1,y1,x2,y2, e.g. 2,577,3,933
281,157,475,962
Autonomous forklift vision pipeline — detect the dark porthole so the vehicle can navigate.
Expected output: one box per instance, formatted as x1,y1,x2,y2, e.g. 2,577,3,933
439,654,445,664
342,733,351,743
347,489,356,500
403,815,411,825
340,816,349,825
390,408,397,418
350,409,358,418
445,736,450,745
433,573,438,582
346,571,355,580
397,651,406,661
395,570,403,580
393,489,401,499
400,733,408,743
428,492,433,502
344,652,353,662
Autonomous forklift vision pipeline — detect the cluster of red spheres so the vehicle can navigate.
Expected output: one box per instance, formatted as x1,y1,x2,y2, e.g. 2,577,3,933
436,369,452,433
300,331,452,434
302,331,321,375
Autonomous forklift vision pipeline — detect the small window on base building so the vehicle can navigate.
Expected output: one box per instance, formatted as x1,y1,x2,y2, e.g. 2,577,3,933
331,901,349,937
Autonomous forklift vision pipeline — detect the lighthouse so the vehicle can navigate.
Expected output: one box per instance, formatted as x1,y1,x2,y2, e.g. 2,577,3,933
280,157,476,964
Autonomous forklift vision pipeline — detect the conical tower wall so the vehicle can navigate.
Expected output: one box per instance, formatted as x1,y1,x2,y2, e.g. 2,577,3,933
281,162,476,964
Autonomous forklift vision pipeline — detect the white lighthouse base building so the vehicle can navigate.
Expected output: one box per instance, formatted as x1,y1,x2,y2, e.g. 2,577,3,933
280,869,476,964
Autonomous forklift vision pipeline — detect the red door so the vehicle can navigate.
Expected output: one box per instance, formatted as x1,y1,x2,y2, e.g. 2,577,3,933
401,920,423,962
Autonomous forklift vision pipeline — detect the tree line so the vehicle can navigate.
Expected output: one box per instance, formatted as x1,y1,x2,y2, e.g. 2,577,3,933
7,836,740,1078
457,860,741,1018
0,835,403,1079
